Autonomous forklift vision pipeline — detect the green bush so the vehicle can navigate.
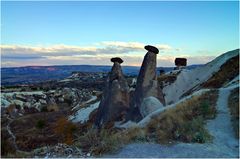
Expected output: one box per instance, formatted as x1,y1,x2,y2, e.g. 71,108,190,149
200,102,209,117
200,101,216,119
36,119,46,129
40,106,48,112
177,117,211,143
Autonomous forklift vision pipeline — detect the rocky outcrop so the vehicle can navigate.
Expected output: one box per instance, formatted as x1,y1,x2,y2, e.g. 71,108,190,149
95,57,130,127
1,88,93,115
128,45,165,121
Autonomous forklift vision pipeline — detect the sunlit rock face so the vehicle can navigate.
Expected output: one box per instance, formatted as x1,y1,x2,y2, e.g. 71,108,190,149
95,57,130,127
128,45,165,121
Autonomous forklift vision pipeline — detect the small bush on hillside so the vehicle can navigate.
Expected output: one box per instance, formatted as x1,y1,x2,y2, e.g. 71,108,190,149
36,119,46,129
200,101,216,119
40,106,48,112
177,117,211,143
54,116,77,145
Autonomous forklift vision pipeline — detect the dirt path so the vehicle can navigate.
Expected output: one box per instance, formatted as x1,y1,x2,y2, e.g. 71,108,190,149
206,85,239,156
104,86,239,158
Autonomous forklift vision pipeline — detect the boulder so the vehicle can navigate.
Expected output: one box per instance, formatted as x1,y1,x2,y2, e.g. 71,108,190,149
140,96,164,117
95,57,130,127
128,45,165,121
175,58,187,67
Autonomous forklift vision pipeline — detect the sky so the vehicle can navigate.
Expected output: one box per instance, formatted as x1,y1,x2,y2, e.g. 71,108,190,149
1,1,239,67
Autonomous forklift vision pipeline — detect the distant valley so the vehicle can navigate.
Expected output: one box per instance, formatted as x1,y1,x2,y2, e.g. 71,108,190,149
1,64,202,86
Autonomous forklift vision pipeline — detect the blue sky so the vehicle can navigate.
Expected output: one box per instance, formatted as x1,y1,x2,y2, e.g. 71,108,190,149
1,1,239,67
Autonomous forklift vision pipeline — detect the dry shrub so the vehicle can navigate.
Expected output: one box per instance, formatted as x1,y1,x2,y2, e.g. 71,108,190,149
54,116,77,145
228,87,239,138
75,128,121,156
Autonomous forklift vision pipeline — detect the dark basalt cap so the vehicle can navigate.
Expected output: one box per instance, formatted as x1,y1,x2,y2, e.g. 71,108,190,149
144,45,159,54
175,58,187,66
111,57,123,64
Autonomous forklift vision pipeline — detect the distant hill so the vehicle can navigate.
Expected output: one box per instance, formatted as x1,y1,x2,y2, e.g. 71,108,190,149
1,64,202,86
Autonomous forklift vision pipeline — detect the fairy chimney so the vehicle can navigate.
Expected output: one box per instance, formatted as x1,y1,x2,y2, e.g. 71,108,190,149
95,57,130,127
128,45,165,121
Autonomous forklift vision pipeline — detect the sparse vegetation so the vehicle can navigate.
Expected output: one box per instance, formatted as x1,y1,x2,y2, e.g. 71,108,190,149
202,55,239,88
145,90,218,144
36,119,46,129
54,116,77,145
40,106,48,112
75,127,147,156
228,88,239,138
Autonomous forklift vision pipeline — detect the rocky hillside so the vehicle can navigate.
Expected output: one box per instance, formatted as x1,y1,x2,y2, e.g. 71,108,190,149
1,48,239,158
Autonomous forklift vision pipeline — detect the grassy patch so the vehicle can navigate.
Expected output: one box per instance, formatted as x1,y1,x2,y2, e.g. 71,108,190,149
36,119,46,129
228,87,239,138
145,90,218,144
74,127,147,156
10,111,68,151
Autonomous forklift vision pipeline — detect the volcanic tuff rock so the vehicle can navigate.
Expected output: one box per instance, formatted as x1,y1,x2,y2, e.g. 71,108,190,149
95,57,130,127
140,96,164,117
129,45,165,121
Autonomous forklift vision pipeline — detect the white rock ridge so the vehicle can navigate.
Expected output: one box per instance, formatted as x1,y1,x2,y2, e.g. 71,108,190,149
163,49,238,104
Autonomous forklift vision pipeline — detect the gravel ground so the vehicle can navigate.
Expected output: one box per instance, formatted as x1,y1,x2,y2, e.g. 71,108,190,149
104,86,239,158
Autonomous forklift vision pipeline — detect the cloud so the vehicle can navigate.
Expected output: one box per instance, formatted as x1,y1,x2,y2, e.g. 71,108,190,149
0,42,216,67
1,42,172,58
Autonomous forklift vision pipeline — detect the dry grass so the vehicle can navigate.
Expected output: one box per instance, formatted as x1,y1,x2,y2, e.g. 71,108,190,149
9,111,69,151
228,87,239,138
145,90,218,144
74,126,147,156
54,116,77,145
202,55,239,88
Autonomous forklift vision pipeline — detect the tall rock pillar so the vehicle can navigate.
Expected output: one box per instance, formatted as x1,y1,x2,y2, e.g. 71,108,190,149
129,45,165,121
95,57,130,127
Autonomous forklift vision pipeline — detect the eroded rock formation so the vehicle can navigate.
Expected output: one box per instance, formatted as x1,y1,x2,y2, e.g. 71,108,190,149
95,57,130,127
128,45,165,121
